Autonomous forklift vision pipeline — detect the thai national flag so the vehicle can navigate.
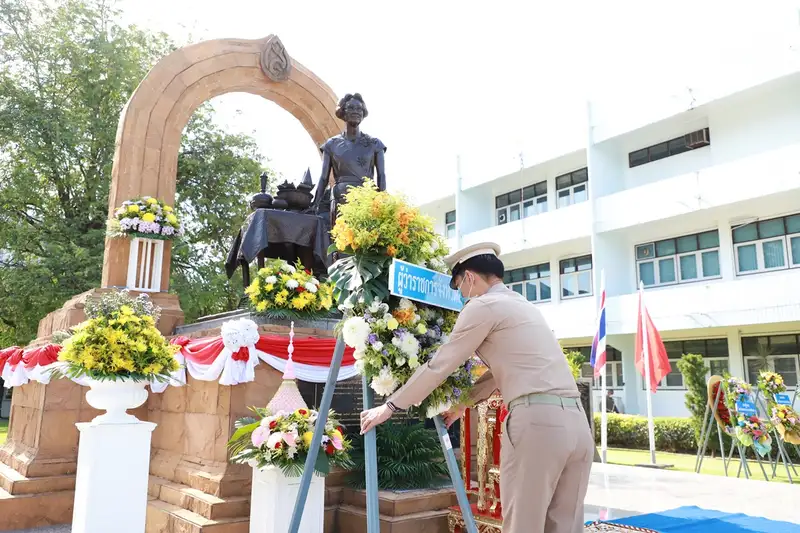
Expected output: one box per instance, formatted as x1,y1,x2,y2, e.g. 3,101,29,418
589,280,607,378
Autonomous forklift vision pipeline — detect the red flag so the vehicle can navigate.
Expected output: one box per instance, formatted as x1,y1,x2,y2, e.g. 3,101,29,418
635,290,671,392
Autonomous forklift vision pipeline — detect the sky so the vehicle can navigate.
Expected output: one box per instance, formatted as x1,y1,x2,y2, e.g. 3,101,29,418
119,1,800,204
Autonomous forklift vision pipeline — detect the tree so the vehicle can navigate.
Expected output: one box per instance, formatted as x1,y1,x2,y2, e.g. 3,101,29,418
676,352,731,455
0,0,271,343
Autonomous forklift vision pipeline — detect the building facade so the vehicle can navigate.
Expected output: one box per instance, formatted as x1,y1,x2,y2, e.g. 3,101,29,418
418,68,800,417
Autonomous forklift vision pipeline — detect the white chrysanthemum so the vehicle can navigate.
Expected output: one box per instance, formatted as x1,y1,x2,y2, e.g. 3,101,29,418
399,334,420,357
305,282,317,293
383,313,393,321
372,341,383,351
426,400,452,419
339,299,355,312
408,356,420,369
412,313,421,323
286,279,299,289
399,298,414,310
265,275,278,284
286,446,297,459
379,303,390,313
395,356,407,367
353,347,366,360
342,316,371,349
280,263,296,273
368,300,383,313
371,366,400,396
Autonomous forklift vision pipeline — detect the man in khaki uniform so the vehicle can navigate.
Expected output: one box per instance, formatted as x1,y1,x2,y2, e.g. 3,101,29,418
360,242,594,533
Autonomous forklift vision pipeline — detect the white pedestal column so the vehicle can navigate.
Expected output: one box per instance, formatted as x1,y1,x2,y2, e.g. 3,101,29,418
250,467,325,533
71,421,156,533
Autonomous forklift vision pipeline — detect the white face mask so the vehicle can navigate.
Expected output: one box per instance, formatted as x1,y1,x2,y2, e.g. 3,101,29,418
457,272,475,305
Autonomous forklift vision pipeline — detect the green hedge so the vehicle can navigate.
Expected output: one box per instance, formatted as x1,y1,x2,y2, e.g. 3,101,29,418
593,413,697,454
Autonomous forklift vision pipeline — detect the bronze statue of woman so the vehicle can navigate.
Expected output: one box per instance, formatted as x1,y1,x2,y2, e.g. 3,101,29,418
312,93,386,228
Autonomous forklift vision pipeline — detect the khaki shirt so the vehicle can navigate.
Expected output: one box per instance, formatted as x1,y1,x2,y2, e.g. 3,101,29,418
389,283,579,409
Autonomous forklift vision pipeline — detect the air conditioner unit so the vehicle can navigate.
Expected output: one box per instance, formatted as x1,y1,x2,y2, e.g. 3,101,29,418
685,128,710,149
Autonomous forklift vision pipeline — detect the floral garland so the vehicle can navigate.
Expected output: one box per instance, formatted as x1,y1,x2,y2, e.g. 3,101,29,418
330,181,477,418
107,196,182,240
245,259,335,319
757,371,786,396
770,404,800,445
54,290,180,382
724,376,772,457
227,407,353,476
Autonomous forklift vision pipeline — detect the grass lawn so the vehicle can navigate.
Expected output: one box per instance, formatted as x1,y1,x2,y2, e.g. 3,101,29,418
606,447,797,484
0,419,7,445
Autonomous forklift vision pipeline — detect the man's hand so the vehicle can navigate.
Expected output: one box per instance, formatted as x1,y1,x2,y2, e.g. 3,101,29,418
360,404,392,434
442,404,467,428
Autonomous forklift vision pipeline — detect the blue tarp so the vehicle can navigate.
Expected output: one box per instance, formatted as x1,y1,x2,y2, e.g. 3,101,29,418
610,506,800,532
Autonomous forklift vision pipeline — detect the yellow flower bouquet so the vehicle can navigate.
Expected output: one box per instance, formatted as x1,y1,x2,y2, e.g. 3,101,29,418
107,196,182,240
245,259,335,320
55,291,180,382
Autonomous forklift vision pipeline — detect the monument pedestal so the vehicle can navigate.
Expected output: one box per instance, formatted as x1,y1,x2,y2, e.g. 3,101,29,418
250,467,325,533
72,420,156,533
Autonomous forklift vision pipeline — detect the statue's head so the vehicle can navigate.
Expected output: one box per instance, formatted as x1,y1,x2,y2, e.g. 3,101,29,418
336,93,368,126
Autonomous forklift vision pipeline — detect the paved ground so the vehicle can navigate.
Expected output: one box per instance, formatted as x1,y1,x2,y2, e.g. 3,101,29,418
11,528,69,533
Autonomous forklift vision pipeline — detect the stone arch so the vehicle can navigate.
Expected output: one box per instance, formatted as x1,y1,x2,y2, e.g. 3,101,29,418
101,35,341,290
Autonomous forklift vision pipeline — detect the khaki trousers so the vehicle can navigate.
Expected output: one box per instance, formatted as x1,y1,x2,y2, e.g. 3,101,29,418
499,401,594,533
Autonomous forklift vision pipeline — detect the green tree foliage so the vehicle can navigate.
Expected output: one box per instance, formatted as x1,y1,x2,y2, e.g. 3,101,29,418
562,347,586,380
0,0,271,342
676,352,732,455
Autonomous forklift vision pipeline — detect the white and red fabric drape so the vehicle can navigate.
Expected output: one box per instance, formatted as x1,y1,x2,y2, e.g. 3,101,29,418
0,319,356,390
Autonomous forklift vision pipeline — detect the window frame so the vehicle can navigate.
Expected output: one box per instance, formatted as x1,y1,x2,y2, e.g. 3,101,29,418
495,181,547,226
733,214,800,275
575,346,624,389
628,128,710,168
555,168,589,209
643,338,730,390
636,230,721,288
559,254,593,300
741,334,800,390
504,263,552,303
445,210,456,239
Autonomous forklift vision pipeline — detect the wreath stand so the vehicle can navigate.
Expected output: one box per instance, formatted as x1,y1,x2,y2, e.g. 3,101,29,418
286,259,479,533
752,387,799,483
694,376,770,481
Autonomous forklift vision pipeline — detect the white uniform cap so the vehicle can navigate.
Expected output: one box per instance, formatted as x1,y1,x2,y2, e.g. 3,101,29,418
444,242,502,270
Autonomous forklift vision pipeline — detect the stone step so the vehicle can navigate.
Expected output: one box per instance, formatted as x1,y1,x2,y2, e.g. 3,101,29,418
340,487,458,518
0,488,74,531
148,476,249,521
0,461,75,496
147,497,339,533
336,503,450,533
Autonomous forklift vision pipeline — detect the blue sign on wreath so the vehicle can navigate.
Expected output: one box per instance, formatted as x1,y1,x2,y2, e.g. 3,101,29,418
736,398,758,417
775,393,793,406
388,259,463,312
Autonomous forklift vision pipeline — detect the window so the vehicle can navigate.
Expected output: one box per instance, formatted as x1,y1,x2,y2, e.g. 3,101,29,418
555,168,588,208
628,128,710,168
495,181,547,225
742,334,800,389
560,255,593,299
644,338,729,390
636,230,721,287
576,346,624,389
503,263,551,302
733,214,800,275
445,211,456,239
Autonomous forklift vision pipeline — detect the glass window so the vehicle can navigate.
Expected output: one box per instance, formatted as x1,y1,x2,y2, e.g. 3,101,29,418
770,335,798,355
540,279,551,300
496,194,509,208
705,339,729,357
636,243,655,260
676,235,698,253
736,244,758,272
560,255,592,299
508,189,522,205
775,358,798,387
573,184,588,203
668,137,688,156
759,218,786,239
639,262,655,286
524,282,537,301
446,225,456,239
786,215,800,234
576,256,593,271
629,149,648,167
510,204,521,222
658,258,676,283
698,231,720,249
556,174,572,190
573,168,588,184
656,239,677,257
762,240,786,269
511,284,523,296
649,142,669,161
733,224,758,243
701,250,720,277
445,211,456,224
679,254,698,280
709,359,728,376
791,236,800,266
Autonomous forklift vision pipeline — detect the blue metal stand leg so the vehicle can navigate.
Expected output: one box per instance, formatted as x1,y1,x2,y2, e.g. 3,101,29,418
362,376,381,532
433,415,478,533
288,336,346,533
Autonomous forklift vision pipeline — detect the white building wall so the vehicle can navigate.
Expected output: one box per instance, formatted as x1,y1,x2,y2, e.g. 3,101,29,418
420,68,800,418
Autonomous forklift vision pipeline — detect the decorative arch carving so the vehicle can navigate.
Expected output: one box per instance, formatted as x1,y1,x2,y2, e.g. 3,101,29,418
101,35,340,290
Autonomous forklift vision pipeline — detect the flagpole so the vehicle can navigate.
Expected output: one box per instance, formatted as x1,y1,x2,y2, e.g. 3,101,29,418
639,281,657,465
600,270,608,464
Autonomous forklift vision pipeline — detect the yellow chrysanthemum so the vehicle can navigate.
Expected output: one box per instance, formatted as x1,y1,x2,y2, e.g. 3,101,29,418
163,205,173,212
146,198,158,205
127,204,140,213
141,213,156,223
166,214,178,224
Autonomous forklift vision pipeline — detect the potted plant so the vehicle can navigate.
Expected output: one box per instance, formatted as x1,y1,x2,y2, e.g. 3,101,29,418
53,290,180,424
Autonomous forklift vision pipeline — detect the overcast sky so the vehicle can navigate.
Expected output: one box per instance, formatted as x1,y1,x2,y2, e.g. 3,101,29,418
119,1,800,203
